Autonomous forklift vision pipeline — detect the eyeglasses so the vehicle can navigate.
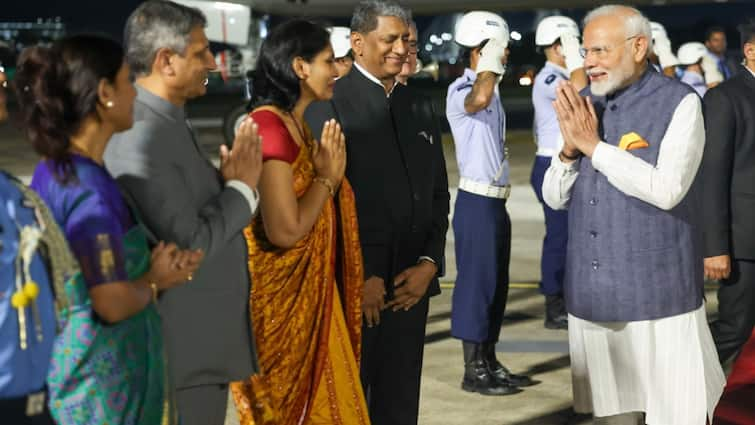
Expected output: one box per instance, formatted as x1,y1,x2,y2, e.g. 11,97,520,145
579,35,640,59
408,40,418,55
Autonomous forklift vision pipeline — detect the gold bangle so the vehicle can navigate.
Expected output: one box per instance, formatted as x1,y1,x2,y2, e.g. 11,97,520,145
149,282,158,304
313,177,335,196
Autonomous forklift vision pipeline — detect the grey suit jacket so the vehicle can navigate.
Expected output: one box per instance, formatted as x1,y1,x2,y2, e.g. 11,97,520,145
104,86,258,389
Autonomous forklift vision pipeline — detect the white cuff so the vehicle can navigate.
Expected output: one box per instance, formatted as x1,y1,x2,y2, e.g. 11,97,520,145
418,256,436,264
226,180,259,215
589,141,615,173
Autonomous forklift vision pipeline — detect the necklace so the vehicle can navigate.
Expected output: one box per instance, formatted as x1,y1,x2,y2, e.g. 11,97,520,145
287,112,310,149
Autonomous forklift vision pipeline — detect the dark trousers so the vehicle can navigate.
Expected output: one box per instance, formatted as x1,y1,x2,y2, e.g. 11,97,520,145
0,390,55,425
451,189,511,343
710,260,755,363
176,384,229,425
530,155,568,296
361,296,430,425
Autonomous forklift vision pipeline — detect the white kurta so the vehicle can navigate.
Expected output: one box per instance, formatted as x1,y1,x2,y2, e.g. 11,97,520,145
542,93,726,424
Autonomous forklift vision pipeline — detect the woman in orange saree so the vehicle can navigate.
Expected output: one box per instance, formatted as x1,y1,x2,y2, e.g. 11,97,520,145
230,20,370,425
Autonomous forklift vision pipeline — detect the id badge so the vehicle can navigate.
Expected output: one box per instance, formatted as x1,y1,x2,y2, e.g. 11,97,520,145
25,391,46,416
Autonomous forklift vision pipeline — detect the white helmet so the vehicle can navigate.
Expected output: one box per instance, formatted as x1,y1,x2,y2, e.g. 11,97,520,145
329,26,352,59
535,16,579,46
677,42,708,65
454,11,509,48
650,21,668,42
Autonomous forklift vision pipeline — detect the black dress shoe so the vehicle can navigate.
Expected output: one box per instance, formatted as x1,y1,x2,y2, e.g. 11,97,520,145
486,359,536,387
545,315,568,329
545,294,568,330
482,342,535,387
461,342,520,396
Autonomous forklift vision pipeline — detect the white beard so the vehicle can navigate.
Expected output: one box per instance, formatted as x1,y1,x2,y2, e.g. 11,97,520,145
588,54,636,96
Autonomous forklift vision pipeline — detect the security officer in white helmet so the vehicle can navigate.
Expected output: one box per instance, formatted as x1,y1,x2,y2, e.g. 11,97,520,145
650,21,680,76
677,42,710,97
329,26,353,78
446,10,533,396
531,15,584,331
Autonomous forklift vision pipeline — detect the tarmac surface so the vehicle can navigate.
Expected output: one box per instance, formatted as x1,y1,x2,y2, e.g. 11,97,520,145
0,119,720,425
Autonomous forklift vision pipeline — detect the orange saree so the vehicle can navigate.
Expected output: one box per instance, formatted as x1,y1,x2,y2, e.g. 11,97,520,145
231,107,369,425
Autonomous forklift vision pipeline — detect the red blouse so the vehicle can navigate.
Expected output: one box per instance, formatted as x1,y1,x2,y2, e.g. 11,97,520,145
250,110,301,164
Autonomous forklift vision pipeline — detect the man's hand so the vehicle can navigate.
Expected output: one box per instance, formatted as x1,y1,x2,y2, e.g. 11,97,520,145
701,54,724,86
386,261,437,312
363,276,386,328
220,117,263,190
561,34,583,73
553,81,601,158
476,38,508,76
704,255,731,281
653,36,679,70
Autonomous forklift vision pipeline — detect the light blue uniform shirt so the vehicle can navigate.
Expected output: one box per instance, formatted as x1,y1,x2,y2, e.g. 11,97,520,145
532,62,569,156
680,70,707,97
446,68,509,186
0,172,56,398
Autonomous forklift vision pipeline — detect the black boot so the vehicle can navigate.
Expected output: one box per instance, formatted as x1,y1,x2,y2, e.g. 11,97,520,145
483,342,535,387
461,342,519,395
545,294,568,330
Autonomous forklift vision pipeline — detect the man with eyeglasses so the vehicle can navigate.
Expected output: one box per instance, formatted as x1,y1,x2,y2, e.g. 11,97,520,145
543,5,725,424
396,20,418,85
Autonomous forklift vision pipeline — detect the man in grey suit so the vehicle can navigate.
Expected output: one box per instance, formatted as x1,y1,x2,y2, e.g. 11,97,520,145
104,1,262,424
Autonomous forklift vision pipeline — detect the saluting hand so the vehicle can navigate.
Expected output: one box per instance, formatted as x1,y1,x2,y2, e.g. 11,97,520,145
553,81,600,158
220,117,263,190
313,119,346,186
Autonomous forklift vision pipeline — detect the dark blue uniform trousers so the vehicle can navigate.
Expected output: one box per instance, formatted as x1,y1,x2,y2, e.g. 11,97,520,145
451,189,511,343
530,155,568,296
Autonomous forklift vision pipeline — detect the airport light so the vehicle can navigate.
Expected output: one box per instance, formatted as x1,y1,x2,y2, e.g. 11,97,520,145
519,76,533,86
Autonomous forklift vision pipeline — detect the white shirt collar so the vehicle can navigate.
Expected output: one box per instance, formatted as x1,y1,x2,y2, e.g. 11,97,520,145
353,62,398,97
747,65,755,79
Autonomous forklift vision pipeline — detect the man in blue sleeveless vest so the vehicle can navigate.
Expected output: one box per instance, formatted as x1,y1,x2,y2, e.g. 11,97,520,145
531,15,585,330
543,5,725,424
0,65,75,424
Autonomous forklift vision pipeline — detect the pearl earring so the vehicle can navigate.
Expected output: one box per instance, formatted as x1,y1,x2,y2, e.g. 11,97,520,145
106,101,114,108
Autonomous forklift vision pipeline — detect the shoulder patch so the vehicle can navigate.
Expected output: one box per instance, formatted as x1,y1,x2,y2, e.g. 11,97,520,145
456,83,474,92
545,74,557,85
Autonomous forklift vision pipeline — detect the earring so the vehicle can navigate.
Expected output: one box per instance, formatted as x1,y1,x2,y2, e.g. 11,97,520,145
106,101,114,108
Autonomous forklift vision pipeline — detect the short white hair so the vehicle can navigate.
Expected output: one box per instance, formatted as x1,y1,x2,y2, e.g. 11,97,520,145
584,5,652,57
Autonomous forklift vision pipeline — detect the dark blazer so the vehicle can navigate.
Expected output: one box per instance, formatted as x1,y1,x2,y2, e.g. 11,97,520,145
701,68,755,260
104,87,258,389
305,68,450,298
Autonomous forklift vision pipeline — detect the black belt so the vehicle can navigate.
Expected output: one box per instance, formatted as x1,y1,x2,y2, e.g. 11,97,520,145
0,387,54,424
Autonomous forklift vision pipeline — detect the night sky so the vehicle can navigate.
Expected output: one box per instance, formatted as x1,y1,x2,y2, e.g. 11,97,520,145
0,0,144,41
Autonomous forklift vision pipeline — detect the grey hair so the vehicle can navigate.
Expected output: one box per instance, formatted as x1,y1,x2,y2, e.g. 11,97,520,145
124,0,207,77
409,20,418,34
351,0,412,34
584,5,652,55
